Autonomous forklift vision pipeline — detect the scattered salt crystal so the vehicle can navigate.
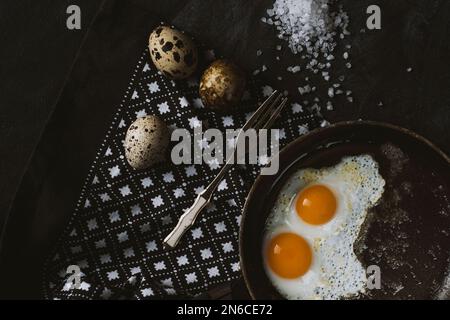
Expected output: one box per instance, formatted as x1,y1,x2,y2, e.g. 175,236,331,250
256,50,262,56
320,120,330,127
328,87,334,98
406,67,412,72
326,101,333,110
299,125,309,135
343,52,349,59
291,65,301,73
262,85,274,97
292,103,303,113
298,85,311,95
262,65,268,72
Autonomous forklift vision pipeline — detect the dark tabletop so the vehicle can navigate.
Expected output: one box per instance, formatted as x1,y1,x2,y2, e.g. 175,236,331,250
0,0,449,297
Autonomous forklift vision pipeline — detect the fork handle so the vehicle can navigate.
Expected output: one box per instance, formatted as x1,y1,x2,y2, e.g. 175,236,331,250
163,194,209,249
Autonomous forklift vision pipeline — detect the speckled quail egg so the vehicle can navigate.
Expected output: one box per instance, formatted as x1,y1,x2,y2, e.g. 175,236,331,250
124,115,170,170
199,59,246,111
148,25,198,80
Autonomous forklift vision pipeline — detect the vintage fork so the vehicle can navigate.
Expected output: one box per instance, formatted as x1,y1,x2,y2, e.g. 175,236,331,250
163,91,288,249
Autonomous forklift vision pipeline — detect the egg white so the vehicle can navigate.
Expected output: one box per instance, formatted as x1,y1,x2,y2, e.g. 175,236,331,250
263,154,385,300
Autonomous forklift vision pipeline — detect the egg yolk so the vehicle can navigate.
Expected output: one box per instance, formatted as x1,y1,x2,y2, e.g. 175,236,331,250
266,232,312,279
295,184,337,225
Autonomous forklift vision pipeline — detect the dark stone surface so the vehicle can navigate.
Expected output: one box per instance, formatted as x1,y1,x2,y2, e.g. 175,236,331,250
0,0,102,234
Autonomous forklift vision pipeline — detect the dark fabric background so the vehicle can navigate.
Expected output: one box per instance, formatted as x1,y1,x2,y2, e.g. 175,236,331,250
0,0,449,298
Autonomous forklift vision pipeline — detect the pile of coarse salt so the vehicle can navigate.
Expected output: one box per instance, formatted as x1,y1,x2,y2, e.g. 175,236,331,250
262,0,349,56
257,0,353,126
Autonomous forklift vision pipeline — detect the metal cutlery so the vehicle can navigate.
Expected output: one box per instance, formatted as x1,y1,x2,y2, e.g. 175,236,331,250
163,91,288,249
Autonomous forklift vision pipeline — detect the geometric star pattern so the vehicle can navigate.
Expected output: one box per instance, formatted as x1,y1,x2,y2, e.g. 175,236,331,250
43,49,320,299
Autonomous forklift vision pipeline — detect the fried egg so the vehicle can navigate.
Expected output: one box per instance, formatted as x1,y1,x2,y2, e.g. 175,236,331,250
263,154,385,300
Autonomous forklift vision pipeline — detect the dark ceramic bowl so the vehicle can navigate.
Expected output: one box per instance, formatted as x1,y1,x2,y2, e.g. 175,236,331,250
239,121,450,300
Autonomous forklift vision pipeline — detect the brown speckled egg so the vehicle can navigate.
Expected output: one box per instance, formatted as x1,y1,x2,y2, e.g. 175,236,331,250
124,116,169,170
199,59,246,111
148,25,198,80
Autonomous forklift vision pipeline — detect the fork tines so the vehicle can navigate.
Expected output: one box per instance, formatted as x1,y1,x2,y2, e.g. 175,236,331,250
244,90,288,132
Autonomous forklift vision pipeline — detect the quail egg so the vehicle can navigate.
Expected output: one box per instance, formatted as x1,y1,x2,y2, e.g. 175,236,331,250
199,59,246,111
124,115,169,170
148,25,198,80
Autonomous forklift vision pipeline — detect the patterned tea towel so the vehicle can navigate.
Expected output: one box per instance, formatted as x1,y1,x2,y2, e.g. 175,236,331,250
43,48,321,299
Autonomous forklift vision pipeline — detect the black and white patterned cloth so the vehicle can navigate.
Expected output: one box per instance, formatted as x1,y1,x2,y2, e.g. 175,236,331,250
43,49,321,299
